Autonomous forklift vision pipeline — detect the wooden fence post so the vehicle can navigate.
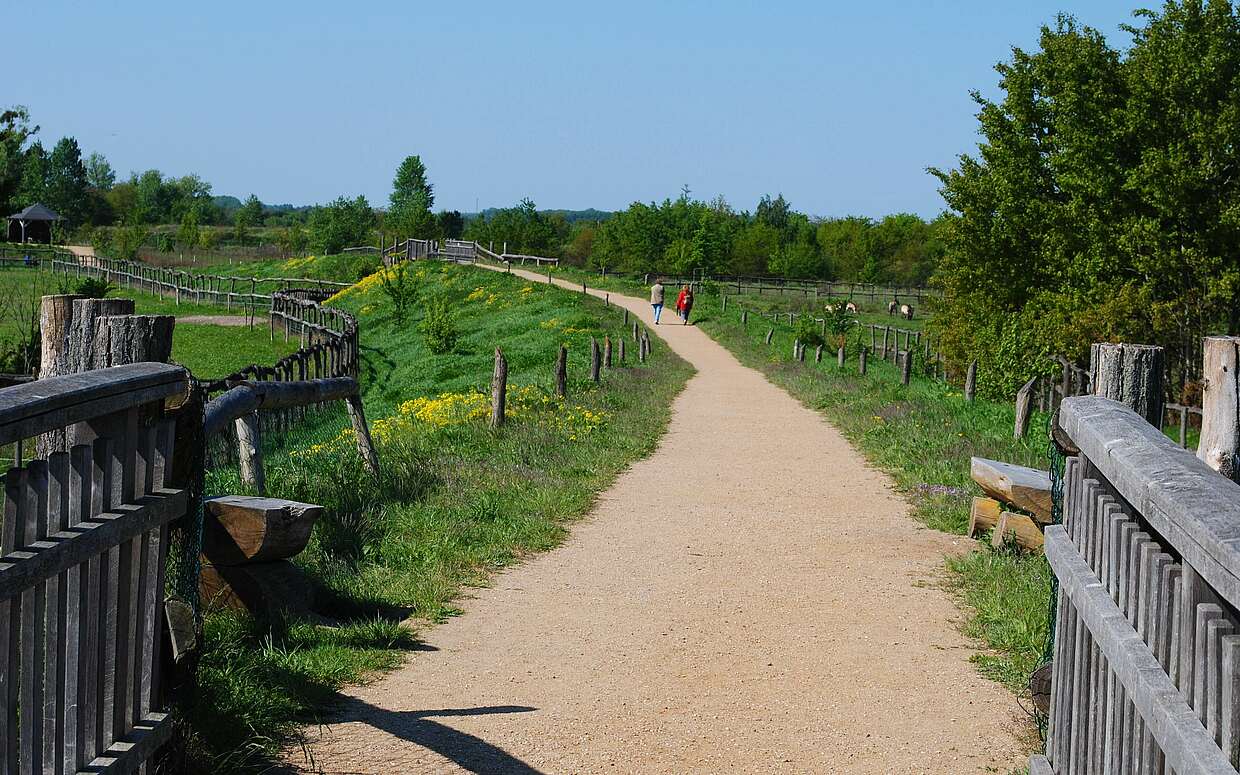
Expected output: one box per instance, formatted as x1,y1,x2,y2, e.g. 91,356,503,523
881,326,889,360
590,338,601,383
490,347,507,429
236,410,265,495
793,340,800,360
555,345,568,397
1199,336,1240,480
721,295,727,313
742,310,748,327
837,345,846,368
619,338,626,363
1014,377,1037,438
1089,342,1165,427
604,336,612,368
623,308,628,325
815,345,822,363
638,335,647,363
965,360,977,402
859,347,867,375
765,328,773,345
901,350,912,386
632,321,639,341
345,394,381,476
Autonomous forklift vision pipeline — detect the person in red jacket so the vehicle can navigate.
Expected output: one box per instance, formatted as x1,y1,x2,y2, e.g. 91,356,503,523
674,286,688,322
679,286,694,324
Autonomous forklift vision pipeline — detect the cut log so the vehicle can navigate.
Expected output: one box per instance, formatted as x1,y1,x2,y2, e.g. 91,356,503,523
970,457,1052,522
969,496,1002,537
202,495,323,565
1089,342,1165,427
199,559,313,619
990,511,1044,551
1199,336,1240,481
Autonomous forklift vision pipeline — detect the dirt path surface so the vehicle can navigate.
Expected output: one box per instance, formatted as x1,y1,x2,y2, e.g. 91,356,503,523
176,314,258,326
289,270,1024,774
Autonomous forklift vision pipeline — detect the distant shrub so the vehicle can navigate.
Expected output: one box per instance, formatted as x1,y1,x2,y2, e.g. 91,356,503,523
419,297,458,354
379,262,417,324
793,316,825,349
75,277,115,299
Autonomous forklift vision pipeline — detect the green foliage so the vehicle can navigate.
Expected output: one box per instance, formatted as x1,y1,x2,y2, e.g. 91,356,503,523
387,155,434,239
177,208,201,249
378,261,417,324
308,195,375,255
16,141,48,207
418,296,458,354
821,299,856,348
792,315,826,348
932,3,1240,394
74,277,114,299
277,224,308,256
112,221,150,260
464,198,561,257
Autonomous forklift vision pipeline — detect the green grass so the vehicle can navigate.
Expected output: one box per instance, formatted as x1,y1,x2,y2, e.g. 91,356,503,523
0,267,295,378
684,290,1053,708
184,262,693,772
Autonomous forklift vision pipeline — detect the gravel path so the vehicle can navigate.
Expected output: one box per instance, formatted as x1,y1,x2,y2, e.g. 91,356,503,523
288,271,1024,774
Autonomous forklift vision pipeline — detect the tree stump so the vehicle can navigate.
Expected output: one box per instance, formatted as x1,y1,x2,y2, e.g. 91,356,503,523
1089,342,1165,427
1199,336,1240,480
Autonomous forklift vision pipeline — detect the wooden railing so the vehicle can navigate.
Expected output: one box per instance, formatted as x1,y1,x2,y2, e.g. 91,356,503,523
0,363,189,774
1035,395,1240,773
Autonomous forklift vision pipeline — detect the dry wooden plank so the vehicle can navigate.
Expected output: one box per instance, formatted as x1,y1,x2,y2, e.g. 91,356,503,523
968,496,1001,537
970,457,1052,521
16,460,47,772
202,496,322,565
2,467,26,773
1206,617,1235,744
1195,604,1227,723
65,443,90,772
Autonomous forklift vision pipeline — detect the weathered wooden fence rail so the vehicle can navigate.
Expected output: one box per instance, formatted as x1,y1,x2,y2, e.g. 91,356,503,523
45,253,348,308
1035,395,1240,773
0,362,188,774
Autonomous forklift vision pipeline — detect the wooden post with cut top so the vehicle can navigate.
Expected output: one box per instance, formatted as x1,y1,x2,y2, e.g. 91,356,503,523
590,338,601,383
555,345,568,398
490,347,508,428
1198,336,1240,480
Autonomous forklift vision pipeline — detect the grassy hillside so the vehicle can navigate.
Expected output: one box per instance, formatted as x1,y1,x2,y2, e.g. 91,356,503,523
183,262,692,772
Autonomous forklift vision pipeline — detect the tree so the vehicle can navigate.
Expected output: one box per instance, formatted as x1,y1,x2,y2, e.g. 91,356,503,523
46,137,91,227
309,195,375,254
234,193,262,242
436,209,464,239
177,208,202,250
84,152,115,191
16,141,48,207
388,155,435,238
0,106,38,216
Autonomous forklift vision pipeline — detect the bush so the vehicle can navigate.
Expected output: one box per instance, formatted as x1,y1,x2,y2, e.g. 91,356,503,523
379,262,417,324
418,298,458,354
792,315,826,348
75,277,115,299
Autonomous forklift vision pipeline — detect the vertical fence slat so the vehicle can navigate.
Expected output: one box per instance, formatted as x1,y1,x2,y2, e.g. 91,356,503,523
2,467,27,774
43,450,70,774
66,443,90,773
1221,634,1240,766
92,436,117,755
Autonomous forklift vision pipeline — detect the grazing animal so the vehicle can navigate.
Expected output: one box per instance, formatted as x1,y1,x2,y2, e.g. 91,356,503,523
845,302,858,313
824,303,837,313
888,300,899,316
900,304,914,320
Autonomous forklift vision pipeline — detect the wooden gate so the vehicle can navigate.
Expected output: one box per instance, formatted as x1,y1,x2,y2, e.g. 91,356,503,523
0,362,188,774
1036,395,1240,773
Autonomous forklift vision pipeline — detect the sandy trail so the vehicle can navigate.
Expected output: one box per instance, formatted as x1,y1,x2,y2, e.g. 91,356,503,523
288,270,1024,774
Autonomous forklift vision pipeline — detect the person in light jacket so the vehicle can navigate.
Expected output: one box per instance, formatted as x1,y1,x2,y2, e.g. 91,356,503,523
650,279,665,324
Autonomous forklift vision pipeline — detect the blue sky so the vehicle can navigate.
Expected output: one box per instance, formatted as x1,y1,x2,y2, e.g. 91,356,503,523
17,1,1139,218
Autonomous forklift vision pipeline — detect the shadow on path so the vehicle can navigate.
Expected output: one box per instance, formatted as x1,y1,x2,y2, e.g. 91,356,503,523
282,703,544,775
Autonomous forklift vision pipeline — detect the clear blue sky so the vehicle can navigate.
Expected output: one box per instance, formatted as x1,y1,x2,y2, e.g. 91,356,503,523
17,1,1140,219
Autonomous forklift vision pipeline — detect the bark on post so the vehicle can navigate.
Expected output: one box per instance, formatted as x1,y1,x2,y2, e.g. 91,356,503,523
1014,377,1037,438
632,321,639,341
603,336,612,368
881,326,890,359
1199,336,1240,480
490,347,508,429
638,335,647,363
590,337,601,383
345,394,380,476
793,340,800,360
742,310,748,327
38,294,84,379
901,351,912,386
1089,342,1165,427
623,308,629,325
965,360,978,402
765,328,773,345
815,345,823,363
236,410,265,495
859,348,868,376
555,345,568,398
837,345,846,368
619,338,626,363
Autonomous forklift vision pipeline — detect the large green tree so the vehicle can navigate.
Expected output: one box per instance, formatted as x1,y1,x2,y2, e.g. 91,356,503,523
46,137,91,227
0,106,37,216
388,155,435,238
931,1,1240,398
309,195,375,254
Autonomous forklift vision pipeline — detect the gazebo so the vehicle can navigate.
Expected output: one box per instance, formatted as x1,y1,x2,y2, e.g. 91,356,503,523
6,203,62,244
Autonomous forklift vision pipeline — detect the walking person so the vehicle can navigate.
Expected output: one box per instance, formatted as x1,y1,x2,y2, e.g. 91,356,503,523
674,285,688,322
680,286,695,325
650,278,665,324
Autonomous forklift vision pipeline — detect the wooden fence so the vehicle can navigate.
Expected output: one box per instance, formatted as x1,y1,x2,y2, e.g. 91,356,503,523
1035,395,1240,773
0,362,188,774
45,253,348,308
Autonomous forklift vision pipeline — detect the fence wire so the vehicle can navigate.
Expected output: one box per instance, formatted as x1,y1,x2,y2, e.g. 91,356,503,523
1038,408,1067,738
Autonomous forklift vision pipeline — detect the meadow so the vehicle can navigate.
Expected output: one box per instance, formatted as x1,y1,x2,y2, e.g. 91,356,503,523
179,260,693,771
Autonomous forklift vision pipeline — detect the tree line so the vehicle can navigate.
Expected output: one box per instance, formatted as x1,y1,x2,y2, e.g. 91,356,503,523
930,0,1240,400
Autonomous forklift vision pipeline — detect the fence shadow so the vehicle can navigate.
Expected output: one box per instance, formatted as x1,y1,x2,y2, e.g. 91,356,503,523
280,702,544,775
